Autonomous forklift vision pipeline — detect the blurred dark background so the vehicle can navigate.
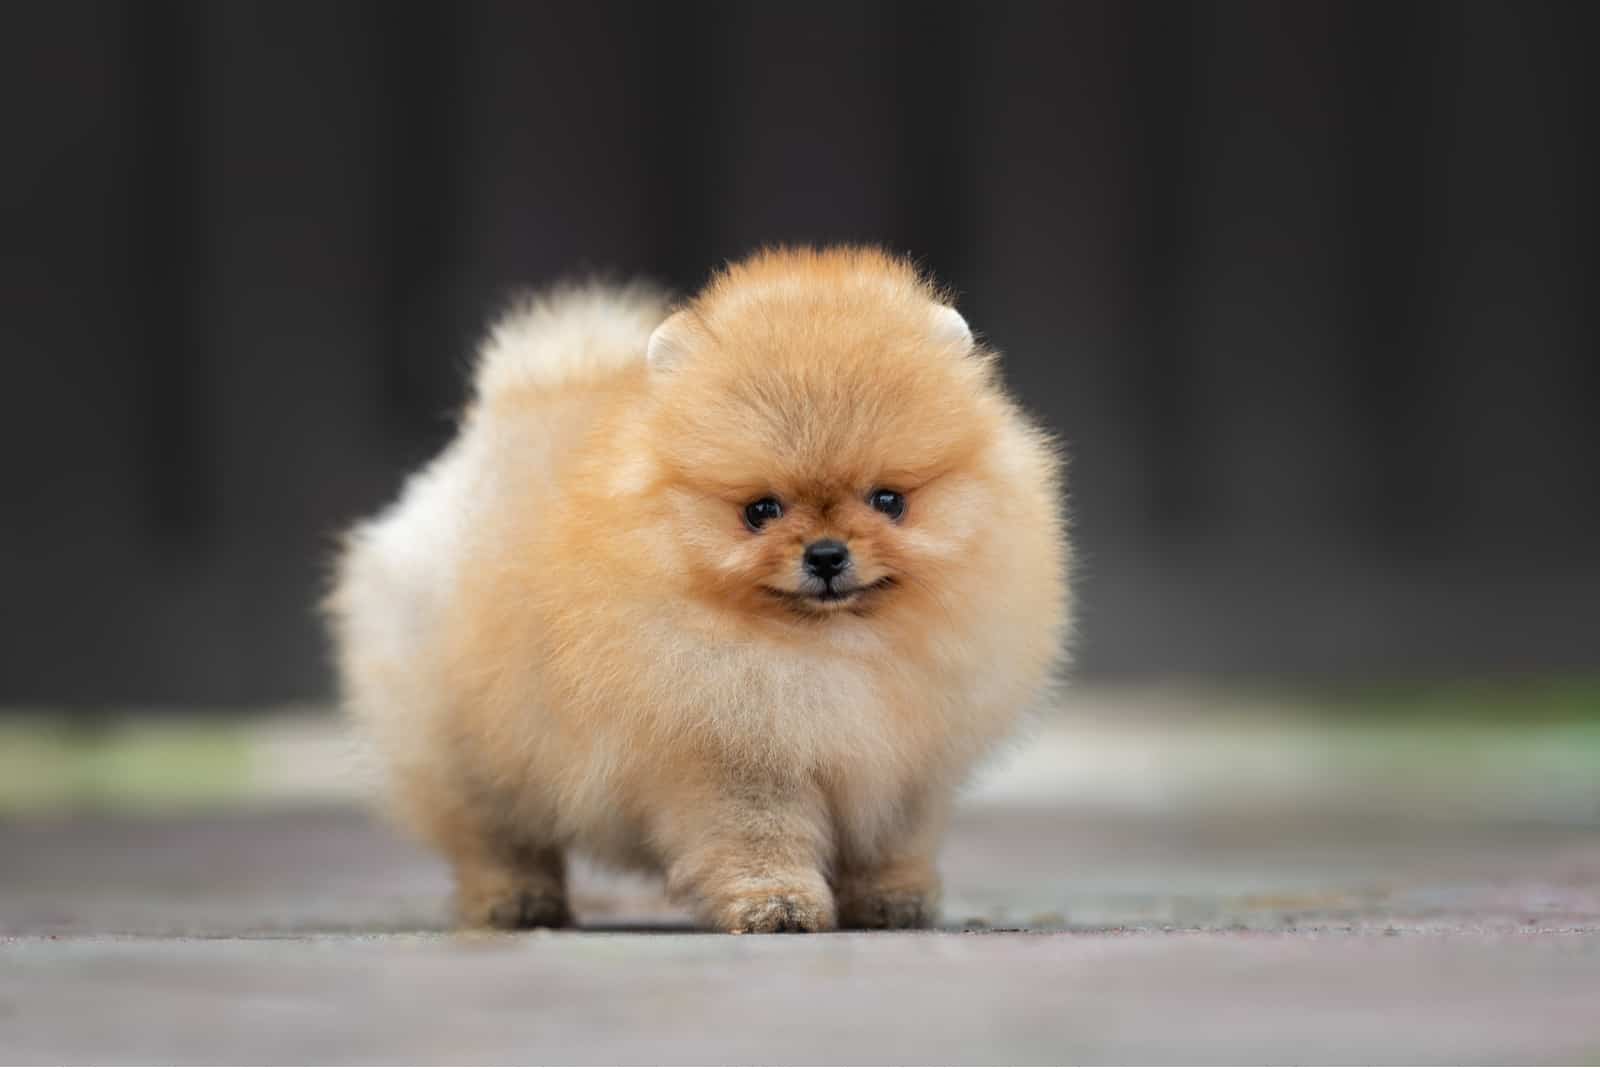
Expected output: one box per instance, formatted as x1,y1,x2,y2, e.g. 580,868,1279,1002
2,0,1596,707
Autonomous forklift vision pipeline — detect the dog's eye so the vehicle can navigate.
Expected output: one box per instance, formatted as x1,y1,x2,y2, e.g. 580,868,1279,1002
743,497,784,531
868,488,906,520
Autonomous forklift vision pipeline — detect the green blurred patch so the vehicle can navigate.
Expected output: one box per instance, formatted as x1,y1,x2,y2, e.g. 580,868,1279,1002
0,716,253,814
1315,719,1600,797
1307,679,1600,723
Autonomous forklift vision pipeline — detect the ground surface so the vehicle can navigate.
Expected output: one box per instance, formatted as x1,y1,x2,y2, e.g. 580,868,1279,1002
5,798,1600,1064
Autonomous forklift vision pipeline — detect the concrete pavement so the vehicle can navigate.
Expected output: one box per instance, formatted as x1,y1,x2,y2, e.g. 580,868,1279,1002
4,801,1600,1063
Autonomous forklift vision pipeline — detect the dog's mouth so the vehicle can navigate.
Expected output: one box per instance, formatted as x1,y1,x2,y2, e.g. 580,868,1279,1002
761,576,897,613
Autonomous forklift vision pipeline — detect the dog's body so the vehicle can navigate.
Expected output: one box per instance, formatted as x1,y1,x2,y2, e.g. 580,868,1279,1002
327,248,1069,931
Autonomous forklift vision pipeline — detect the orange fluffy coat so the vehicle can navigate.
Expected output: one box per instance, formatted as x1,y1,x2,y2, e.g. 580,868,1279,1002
327,247,1069,931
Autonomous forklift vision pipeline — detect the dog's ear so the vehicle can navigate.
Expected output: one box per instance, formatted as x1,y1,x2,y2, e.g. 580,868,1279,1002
930,304,973,354
646,311,695,371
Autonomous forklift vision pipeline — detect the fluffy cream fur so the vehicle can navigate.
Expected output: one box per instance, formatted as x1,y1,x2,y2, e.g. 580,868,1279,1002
327,247,1070,932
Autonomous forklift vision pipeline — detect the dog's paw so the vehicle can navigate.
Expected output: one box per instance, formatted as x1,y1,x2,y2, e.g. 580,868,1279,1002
837,888,938,930
710,886,836,934
461,888,573,931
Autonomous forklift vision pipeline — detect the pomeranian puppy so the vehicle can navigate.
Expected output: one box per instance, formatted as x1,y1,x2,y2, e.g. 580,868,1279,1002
327,246,1069,932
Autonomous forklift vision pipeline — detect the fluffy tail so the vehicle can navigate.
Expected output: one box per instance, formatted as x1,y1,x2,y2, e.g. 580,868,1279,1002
473,281,671,401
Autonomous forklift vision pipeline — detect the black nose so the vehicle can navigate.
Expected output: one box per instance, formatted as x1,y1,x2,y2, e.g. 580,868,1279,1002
803,539,850,580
